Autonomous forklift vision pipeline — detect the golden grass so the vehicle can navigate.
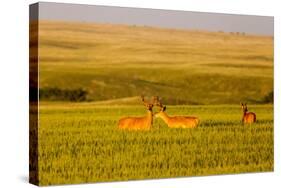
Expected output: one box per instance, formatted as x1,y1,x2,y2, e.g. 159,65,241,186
35,20,273,104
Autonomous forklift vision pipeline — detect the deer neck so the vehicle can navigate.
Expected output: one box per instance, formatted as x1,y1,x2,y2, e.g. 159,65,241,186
159,111,170,125
147,110,153,125
242,111,247,121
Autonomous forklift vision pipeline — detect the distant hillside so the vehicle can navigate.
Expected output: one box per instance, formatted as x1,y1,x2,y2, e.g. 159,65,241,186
36,20,273,104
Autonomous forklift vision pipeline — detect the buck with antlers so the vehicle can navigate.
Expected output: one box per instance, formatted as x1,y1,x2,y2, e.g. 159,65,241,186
241,103,256,124
154,97,199,128
118,96,155,131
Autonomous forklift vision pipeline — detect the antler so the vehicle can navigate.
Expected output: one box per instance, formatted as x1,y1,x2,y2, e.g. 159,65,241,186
141,95,149,106
153,96,163,108
153,96,158,104
240,102,247,107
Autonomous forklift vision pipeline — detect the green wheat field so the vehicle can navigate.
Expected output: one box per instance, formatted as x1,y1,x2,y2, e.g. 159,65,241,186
33,20,273,185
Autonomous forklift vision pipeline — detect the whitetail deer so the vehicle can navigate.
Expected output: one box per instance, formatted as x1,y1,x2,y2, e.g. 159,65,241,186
118,96,154,130
241,103,256,124
154,97,199,128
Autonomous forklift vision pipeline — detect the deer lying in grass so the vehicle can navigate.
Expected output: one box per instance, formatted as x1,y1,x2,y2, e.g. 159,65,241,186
118,96,154,131
241,103,256,124
154,97,199,128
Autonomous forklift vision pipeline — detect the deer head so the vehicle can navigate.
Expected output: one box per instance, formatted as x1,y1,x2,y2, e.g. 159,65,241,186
153,96,166,117
241,103,248,113
141,95,154,111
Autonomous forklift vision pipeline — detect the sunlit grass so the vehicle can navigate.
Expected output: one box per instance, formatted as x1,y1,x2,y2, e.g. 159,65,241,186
38,104,273,185
34,20,274,185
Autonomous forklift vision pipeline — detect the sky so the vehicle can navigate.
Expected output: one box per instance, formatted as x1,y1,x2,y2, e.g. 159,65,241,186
31,2,274,36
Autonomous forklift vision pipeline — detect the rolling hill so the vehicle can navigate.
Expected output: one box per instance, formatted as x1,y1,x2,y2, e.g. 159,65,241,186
35,20,273,104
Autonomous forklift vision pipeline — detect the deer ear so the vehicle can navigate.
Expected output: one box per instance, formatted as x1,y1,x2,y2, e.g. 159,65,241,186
163,106,166,111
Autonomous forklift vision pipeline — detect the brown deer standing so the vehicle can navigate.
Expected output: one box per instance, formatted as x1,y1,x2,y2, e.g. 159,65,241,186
118,96,154,131
241,103,256,124
154,97,199,128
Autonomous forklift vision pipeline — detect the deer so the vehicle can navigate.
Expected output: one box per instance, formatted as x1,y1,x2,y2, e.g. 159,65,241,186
118,96,155,131
241,103,256,124
154,97,199,128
